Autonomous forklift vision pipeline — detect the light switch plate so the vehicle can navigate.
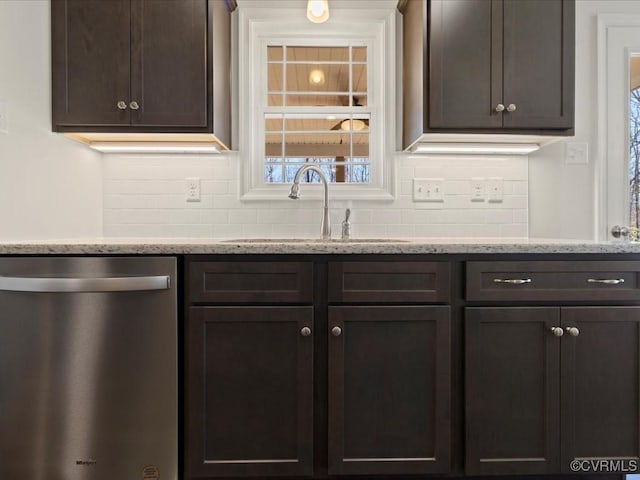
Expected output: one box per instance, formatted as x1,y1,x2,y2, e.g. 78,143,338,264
413,178,444,202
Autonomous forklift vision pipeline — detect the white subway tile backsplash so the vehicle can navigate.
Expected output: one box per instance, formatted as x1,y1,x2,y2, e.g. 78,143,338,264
102,153,529,239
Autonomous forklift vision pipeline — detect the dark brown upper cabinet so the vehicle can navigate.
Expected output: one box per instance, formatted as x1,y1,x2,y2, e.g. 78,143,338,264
401,0,575,148
51,0,232,146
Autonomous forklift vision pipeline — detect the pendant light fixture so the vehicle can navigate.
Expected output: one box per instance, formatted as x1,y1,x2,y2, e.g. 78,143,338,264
307,0,329,23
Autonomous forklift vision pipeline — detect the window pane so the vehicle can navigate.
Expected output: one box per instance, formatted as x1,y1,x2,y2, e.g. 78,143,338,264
287,46,348,62
268,46,283,61
352,64,367,94
353,47,367,62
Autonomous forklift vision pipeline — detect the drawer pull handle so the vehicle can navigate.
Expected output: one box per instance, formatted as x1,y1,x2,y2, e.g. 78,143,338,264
565,326,580,337
493,278,532,285
587,278,625,285
550,326,564,337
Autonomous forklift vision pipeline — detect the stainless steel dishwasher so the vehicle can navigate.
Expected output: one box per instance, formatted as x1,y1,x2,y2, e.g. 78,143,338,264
0,256,177,480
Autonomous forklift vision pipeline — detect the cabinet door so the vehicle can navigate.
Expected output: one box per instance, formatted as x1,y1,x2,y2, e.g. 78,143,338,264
502,0,574,129
130,0,209,127
429,0,502,129
328,306,451,475
561,307,640,472
465,307,561,475
51,0,131,128
187,307,314,478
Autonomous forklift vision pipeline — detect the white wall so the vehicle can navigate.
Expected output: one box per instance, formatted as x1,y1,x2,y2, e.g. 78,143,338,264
103,152,528,239
529,0,640,240
0,1,102,241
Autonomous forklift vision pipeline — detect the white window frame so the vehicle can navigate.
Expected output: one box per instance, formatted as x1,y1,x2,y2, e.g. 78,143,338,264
236,0,397,201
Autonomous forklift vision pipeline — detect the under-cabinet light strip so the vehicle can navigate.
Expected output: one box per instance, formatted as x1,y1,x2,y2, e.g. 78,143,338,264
89,142,221,154
411,143,540,155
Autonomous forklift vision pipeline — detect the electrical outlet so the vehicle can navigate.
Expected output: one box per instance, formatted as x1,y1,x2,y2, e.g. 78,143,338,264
413,178,444,202
186,177,201,202
566,142,588,164
487,177,504,202
0,99,7,134
470,177,486,202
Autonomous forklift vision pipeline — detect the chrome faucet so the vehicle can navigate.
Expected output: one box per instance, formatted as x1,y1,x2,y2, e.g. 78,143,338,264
288,164,331,240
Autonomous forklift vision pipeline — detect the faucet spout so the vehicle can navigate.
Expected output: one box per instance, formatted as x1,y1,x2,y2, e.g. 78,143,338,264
288,164,331,240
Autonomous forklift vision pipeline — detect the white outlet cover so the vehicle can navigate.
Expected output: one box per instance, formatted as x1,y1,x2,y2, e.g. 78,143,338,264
186,177,201,202
566,142,588,164
487,177,504,203
470,177,486,202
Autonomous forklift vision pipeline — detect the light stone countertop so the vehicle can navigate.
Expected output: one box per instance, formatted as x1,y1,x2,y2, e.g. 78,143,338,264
0,237,639,255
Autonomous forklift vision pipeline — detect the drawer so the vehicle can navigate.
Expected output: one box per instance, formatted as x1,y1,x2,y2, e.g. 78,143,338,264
328,261,450,303
466,261,640,302
189,261,313,304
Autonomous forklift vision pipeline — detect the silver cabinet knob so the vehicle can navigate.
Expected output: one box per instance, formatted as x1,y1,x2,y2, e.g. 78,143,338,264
550,326,564,337
117,101,127,110
331,326,342,337
506,103,517,112
611,225,630,238
129,101,140,110
495,103,505,112
300,326,312,337
566,326,580,337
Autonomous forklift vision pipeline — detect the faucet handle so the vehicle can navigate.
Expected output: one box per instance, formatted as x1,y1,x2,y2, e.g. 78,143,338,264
341,209,352,241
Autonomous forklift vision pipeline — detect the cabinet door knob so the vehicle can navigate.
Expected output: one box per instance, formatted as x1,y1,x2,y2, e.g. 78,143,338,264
117,100,127,110
495,103,505,112
331,326,342,337
565,326,580,337
129,101,140,110
506,103,517,112
300,326,312,337
550,326,564,337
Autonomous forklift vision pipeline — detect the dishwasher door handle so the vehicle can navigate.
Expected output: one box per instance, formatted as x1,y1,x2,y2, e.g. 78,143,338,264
0,275,171,292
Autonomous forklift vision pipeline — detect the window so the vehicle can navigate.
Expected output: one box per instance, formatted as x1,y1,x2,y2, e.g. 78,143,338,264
629,56,640,240
264,45,370,185
237,2,397,200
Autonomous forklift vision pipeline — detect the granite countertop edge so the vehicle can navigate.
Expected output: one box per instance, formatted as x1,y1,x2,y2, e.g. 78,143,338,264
0,239,639,255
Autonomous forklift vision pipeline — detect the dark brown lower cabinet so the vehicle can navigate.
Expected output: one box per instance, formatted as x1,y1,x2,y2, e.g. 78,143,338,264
328,306,451,475
466,306,640,476
187,306,314,478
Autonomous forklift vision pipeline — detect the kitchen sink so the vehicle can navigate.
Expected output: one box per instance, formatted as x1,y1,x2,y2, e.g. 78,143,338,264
222,238,410,243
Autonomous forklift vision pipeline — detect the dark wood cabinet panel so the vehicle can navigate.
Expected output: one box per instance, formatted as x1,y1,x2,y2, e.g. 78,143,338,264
502,0,574,129
51,0,131,127
328,261,450,303
465,307,561,475
328,306,451,475
187,306,314,478
52,0,231,137
402,0,574,144
560,307,640,472
466,304,640,476
189,261,313,304
130,0,208,127
466,260,640,302
429,0,502,129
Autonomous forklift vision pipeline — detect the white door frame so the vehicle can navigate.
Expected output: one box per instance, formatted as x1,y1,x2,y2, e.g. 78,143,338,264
597,14,640,240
